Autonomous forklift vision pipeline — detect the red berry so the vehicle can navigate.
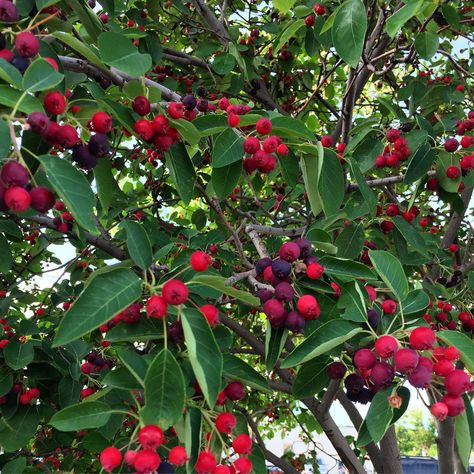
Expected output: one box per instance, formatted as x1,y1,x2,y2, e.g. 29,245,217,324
200,304,219,328
409,326,436,350
224,381,245,401
444,369,471,395
44,57,58,70
444,138,459,152
215,412,236,434
0,339,9,349
305,14,315,27
44,91,66,115
1,161,29,188
375,335,398,358
354,349,376,370
227,114,240,127
385,203,399,217
137,425,164,449
243,136,260,154
380,220,394,233
29,187,55,213
441,394,465,416
190,250,212,271
276,143,289,155
80,387,95,398
386,128,400,143
151,114,169,134
433,359,454,377
169,446,188,465
168,102,184,119
444,346,460,361
133,449,161,473
296,294,320,320
100,447,122,473
213,465,232,474
394,348,419,373
382,299,397,315
306,262,324,279
321,135,332,147
146,295,168,319
430,402,449,421
448,243,459,253
233,457,252,474
91,111,113,133
134,119,154,141
132,96,151,116
278,242,300,262
446,165,460,179
313,3,326,15
5,187,30,212
195,451,217,474
15,31,39,57
255,118,272,135
57,124,79,148
161,279,188,305
124,450,137,467
232,434,252,454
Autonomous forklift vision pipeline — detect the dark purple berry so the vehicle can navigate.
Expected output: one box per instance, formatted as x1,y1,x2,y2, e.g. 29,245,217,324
182,94,197,111
88,133,110,156
72,145,99,170
327,361,347,379
11,55,29,74
274,282,294,302
196,86,207,98
256,257,272,275
293,238,312,258
0,0,19,22
27,112,50,135
285,311,305,333
257,288,273,304
168,321,184,345
344,373,365,394
196,99,208,112
271,259,291,279
367,309,379,328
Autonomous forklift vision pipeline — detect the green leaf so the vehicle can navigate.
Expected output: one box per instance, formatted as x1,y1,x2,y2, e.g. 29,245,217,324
211,128,244,168
436,331,474,374
392,215,428,256
116,347,148,386
0,119,11,160
181,308,223,408
318,148,344,217
436,151,462,193
279,150,300,187
22,59,64,92
103,367,141,390
0,233,12,273
365,386,394,442
4,340,34,370
265,322,288,370
332,0,367,67
93,156,114,212
281,321,362,368
301,142,323,216
0,85,44,115
271,116,315,142
292,356,330,399
49,402,112,431
368,250,409,301
0,58,23,88
141,349,185,428
349,161,377,216
2,457,27,474
212,53,236,75
64,0,102,42
400,290,429,315
336,223,364,259
455,411,472,470
53,268,142,347
189,274,259,306
165,142,196,205
58,377,82,407
98,32,152,76
0,371,12,397
38,155,98,235
169,118,201,147
0,406,39,452
52,31,105,69
107,317,163,343
185,407,202,474
274,0,296,14
274,19,305,54
223,354,270,393
391,386,411,424
386,1,425,38
415,31,439,60
319,256,376,280
122,220,153,270
404,144,436,184
193,115,227,136
212,160,242,200
338,281,367,322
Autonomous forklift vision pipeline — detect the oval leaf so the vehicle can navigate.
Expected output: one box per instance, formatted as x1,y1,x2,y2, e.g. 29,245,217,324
211,128,245,168
365,386,394,443
22,58,64,92
53,268,142,347
123,220,153,270
49,401,112,431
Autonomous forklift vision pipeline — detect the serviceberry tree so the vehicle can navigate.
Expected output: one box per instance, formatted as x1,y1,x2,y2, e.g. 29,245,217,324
0,0,472,473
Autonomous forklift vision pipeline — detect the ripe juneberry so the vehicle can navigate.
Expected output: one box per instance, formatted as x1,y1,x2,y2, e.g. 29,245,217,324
91,111,113,133
285,311,305,333
430,402,448,421
296,294,320,320
409,326,436,350
138,425,164,449
394,348,419,373
168,446,188,465
271,259,291,279
29,187,55,213
233,457,253,474
132,96,151,116
146,295,168,319
225,381,245,401
367,309,379,328
293,238,312,258
374,335,398,358
72,145,99,170
354,349,376,370
327,361,347,379
278,242,301,262
232,434,252,454
200,304,219,327
27,112,50,134
190,250,211,271
369,362,394,389
382,299,397,314
134,449,161,473
44,91,66,115
444,369,471,395
5,187,30,212
408,365,432,388
215,412,236,434
274,282,295,302
255,118,272,135
99,447,122,473
162,279,188,305
195,451,216,474
444,138,459,152
15,32,40,58
1,161,29,187
88,133,110,156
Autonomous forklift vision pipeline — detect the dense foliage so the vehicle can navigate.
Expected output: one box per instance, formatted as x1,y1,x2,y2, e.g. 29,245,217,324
0,0,472,472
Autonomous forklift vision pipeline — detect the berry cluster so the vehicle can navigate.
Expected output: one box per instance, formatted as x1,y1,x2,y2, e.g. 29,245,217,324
333,327,472,419
423,302,474,333
374,128,411,169
0,381,40,406
254,238,326,332
0,161,54,213
242,118,289,174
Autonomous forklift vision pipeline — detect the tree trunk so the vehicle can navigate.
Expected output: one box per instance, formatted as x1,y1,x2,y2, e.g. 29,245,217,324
436,417,455,474
379,425,402,473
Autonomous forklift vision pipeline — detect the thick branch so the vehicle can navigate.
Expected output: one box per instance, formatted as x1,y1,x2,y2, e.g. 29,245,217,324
379,425,402,474
346,170,436,191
